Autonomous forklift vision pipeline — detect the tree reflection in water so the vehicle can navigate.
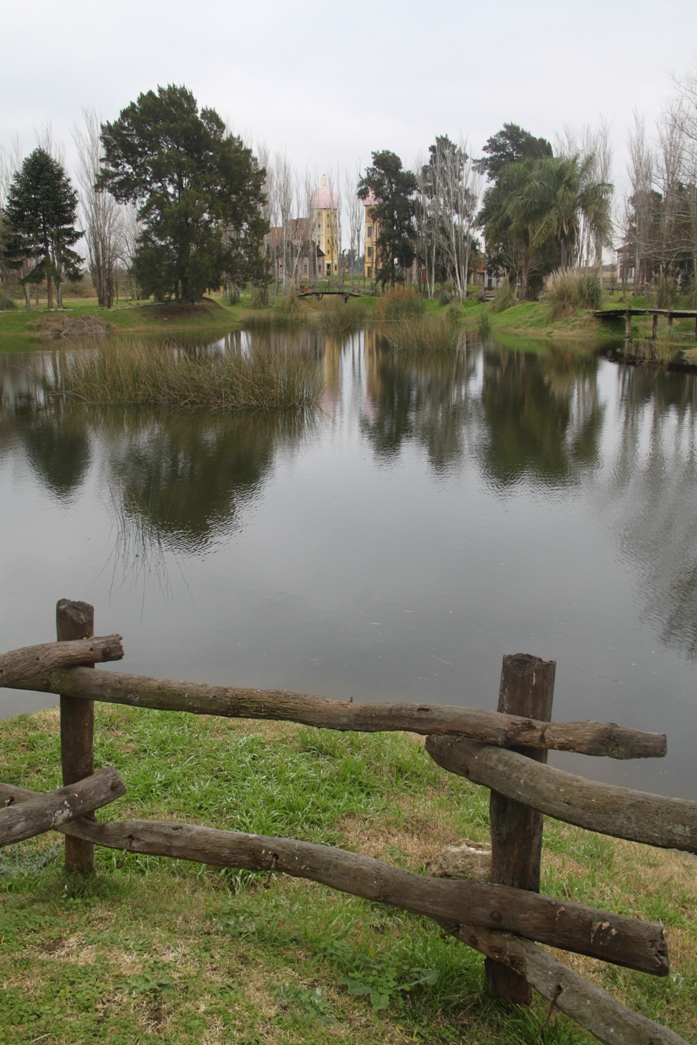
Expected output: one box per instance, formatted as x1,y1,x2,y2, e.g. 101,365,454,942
606,365,697,657
477,346,604,489
361,332,478,473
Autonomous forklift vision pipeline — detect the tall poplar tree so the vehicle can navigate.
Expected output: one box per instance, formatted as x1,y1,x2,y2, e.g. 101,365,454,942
3,148,82,309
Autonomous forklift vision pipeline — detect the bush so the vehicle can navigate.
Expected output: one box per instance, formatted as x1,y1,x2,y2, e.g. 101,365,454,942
545,271,579,320
224,284,240,305
278,285,303,315
0,290,16,310
437,281,457,306
577,272,602,310
374,286,425,320
491,279,516,313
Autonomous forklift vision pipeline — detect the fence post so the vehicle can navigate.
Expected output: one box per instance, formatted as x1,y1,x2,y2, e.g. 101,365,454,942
57,599,95,873
484,653,556,1004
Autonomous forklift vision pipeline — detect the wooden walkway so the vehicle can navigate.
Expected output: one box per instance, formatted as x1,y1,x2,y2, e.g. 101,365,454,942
594,307,697,338
297,289,364,302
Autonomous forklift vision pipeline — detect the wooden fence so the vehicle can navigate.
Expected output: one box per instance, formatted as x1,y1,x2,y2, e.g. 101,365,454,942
1,599,695,1045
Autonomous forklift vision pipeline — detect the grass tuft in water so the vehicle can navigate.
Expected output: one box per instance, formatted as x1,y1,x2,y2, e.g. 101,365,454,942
319,299,369,336
385,314,464,352
43,339,323,411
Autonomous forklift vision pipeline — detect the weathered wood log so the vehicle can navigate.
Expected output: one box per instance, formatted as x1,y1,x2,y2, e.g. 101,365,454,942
57,600,96,873
0,767,125,848
436,919,688,1045
0,635,124,690
0,787,669,976
425,736,697,855
11,665,667,759
486,653,556,1003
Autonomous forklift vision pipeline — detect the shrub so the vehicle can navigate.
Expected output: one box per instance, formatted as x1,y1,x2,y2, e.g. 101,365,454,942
491,278,516,313
278,285,303,315
545,271,579,320
43,338,323,411
374,286,425,320
577,272,602,310
437,281,457,306
0,289,16,310
224,284,240,305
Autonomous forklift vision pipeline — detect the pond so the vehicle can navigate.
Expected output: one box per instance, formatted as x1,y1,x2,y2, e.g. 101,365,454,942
1,328,696,798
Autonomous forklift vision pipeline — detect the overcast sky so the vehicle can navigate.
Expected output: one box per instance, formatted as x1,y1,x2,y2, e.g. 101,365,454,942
2,0,696,196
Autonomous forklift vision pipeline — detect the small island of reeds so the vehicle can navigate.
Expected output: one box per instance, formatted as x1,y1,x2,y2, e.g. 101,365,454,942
43,339,323,411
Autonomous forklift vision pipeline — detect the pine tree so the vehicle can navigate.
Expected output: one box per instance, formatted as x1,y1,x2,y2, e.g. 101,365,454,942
3,148,82,309
97,85,268,303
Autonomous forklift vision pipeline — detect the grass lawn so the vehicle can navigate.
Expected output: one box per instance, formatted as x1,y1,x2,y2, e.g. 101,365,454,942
0,706,694,1045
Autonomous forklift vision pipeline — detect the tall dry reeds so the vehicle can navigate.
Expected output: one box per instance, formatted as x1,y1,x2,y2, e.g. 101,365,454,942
44,339,323,411
374,286,425,320
384,314,463,352
319,298,368,336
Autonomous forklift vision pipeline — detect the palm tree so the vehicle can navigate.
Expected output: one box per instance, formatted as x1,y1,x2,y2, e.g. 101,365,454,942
504,155,613,294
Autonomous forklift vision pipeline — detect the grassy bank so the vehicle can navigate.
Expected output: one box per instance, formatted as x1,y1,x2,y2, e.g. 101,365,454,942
42,339,323,411
3,288,697,356
0,706,694,1045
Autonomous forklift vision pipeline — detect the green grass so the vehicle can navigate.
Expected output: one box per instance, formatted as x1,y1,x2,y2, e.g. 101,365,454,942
41,338,323,411
0,706,694,1045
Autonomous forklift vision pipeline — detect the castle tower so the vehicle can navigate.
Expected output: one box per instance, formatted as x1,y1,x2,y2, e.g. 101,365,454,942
311,175,339,278
362,190,378,280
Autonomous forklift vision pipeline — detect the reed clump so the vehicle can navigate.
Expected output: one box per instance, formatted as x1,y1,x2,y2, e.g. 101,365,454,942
44,339,323,411
491,278,516,313
545,270,603,319
385,314,463,353
319,298,368,336
374,286,425,320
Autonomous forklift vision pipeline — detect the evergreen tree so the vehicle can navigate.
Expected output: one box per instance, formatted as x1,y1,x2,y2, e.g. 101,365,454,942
358,151,417,287
3,148,82,309
97,85,268,303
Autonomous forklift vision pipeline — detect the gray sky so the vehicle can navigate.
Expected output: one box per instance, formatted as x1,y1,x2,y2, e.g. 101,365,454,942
2,0,696,193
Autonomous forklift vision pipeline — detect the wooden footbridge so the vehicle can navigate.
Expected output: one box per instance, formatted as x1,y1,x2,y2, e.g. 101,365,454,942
297,288,364,302
594,307,697,338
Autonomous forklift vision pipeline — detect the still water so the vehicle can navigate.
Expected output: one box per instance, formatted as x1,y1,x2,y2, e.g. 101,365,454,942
1,330,696,798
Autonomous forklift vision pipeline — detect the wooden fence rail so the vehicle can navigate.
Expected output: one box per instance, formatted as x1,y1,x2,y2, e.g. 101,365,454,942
0,782,670,975
0,600,691,1045
7,658,666,759
426,735,697,853
0,767,125,848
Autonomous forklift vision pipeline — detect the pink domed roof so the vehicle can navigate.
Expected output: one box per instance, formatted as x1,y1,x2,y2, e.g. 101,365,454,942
311,179,338,210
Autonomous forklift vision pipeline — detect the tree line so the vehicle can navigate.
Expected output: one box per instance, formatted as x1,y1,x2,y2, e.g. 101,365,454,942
621,70,697,302
10,77,697,309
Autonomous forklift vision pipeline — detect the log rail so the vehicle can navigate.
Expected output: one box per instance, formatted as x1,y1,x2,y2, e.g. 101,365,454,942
0,601,691,1045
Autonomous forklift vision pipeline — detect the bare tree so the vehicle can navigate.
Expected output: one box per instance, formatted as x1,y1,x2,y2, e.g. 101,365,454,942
73,109,123,308
344,161,363,288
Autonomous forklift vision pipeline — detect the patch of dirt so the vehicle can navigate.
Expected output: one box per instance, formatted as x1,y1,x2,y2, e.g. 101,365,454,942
39,315,110,340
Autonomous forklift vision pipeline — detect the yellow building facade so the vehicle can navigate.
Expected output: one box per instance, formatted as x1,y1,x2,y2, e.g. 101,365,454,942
362,191,380,280
311,176,339,277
